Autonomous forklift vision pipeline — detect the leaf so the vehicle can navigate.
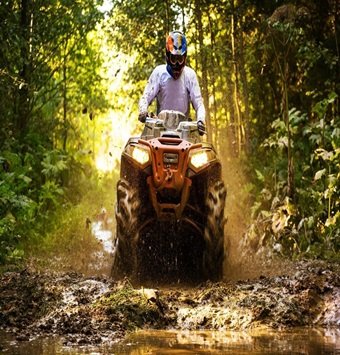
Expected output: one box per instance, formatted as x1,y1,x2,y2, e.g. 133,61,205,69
255,169,265,182
260,210,272,218
297,218,305,231
314,169,326,181
327,174,337,187
309,134,322,144
331,128,340,139
271,196,281,209
325,211,340,227
272,208,290,234
18,174,32,185
278,136,288,148
315,148,334,161
327,91,338,104
251,201,262,218
284,196,296,215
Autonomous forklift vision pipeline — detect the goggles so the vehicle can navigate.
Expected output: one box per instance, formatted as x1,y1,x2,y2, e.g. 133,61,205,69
169,53,185,65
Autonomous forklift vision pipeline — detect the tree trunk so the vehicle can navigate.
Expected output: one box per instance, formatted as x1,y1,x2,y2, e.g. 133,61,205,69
62,43,68,152
165,0,170,34
16,0,32,137
238,28,250,153
230,0,243,155
208,10,218,147
270,24,295,199
224,38,236,155
181,0,186,33
195,0,212,142
283,61,294,198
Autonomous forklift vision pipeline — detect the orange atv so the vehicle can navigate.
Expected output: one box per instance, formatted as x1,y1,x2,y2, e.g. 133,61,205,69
112,110,226,282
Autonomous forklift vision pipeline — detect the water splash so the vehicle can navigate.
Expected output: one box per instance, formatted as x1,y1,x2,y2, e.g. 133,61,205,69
91,221,114,254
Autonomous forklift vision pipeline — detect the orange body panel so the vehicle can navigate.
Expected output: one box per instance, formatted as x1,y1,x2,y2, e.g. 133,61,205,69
139,137,201,219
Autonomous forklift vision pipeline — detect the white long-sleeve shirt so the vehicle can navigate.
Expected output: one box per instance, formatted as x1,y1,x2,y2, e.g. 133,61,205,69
138,65,206,122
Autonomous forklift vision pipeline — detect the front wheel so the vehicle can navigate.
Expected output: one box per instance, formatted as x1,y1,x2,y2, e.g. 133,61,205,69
111,179,140,279
202,180,227,281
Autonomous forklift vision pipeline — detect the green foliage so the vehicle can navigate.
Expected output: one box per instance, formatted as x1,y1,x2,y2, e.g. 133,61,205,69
0,135,117,264
249,92,339,259
0,0,339,266
0,146,37,263
0,0,109,264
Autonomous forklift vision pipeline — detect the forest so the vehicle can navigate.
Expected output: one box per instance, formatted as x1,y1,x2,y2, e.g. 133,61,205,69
0,0,339,266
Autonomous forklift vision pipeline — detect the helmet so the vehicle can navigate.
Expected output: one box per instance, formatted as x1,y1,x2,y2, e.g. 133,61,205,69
166,31,187,79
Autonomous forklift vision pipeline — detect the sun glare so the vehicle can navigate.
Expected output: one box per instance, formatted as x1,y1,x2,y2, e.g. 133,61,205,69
98,0,113,13
94,109,136,173
95,154,114,172
93,22,140,173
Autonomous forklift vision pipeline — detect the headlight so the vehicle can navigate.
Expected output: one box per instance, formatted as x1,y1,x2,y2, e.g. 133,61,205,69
190,151,209,169
189,148,217,172
132,146,150,165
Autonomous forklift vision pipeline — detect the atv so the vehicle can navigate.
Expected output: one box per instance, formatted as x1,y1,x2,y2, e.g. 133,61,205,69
112,110,226,282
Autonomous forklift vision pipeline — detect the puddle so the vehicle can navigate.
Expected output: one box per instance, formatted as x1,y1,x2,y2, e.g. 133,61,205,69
118,328,339,354
1,328,339,354
91,221,114,254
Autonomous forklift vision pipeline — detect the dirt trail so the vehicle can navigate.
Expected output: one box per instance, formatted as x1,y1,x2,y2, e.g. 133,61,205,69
0,173,339,347
0,260,339,346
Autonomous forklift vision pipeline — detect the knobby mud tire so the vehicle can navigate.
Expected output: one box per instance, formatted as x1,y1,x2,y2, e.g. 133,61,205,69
136,222,205,284
111,179,140,279
202,180,227,281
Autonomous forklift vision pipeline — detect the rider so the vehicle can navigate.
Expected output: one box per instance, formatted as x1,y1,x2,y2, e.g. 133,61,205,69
138,31,206,135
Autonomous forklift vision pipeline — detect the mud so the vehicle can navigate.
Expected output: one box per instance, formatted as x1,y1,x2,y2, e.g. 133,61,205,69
0,260,339,347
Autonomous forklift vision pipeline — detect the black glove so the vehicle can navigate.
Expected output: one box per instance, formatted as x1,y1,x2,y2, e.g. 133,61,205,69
138,112,148,123
197,120,206,136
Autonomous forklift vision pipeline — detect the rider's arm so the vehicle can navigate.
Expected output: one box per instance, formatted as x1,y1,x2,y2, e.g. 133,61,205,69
138,66,161,115
188,69,206,123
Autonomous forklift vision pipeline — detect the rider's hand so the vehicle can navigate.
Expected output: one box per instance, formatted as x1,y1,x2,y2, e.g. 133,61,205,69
197,120,206,136
138,112,148,123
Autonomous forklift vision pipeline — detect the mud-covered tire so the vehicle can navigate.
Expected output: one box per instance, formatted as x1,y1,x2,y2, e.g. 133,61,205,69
136,222,205,284
202,180,226,281
111,179,140,278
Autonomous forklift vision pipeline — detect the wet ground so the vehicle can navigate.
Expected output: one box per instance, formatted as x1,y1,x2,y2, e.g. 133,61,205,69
0,260,339,353
1,328,339,354
0,220,339,353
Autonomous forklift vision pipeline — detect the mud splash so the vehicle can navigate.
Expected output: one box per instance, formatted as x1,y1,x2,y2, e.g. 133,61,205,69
218,137,292,282
0,261,339,348
91,221,114,254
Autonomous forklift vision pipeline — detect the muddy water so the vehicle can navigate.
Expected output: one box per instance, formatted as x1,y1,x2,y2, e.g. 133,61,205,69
1,328,339,354
2,216,339,353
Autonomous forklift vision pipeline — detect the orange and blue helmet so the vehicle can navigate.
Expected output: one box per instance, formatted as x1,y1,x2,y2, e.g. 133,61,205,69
166,31,187,79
